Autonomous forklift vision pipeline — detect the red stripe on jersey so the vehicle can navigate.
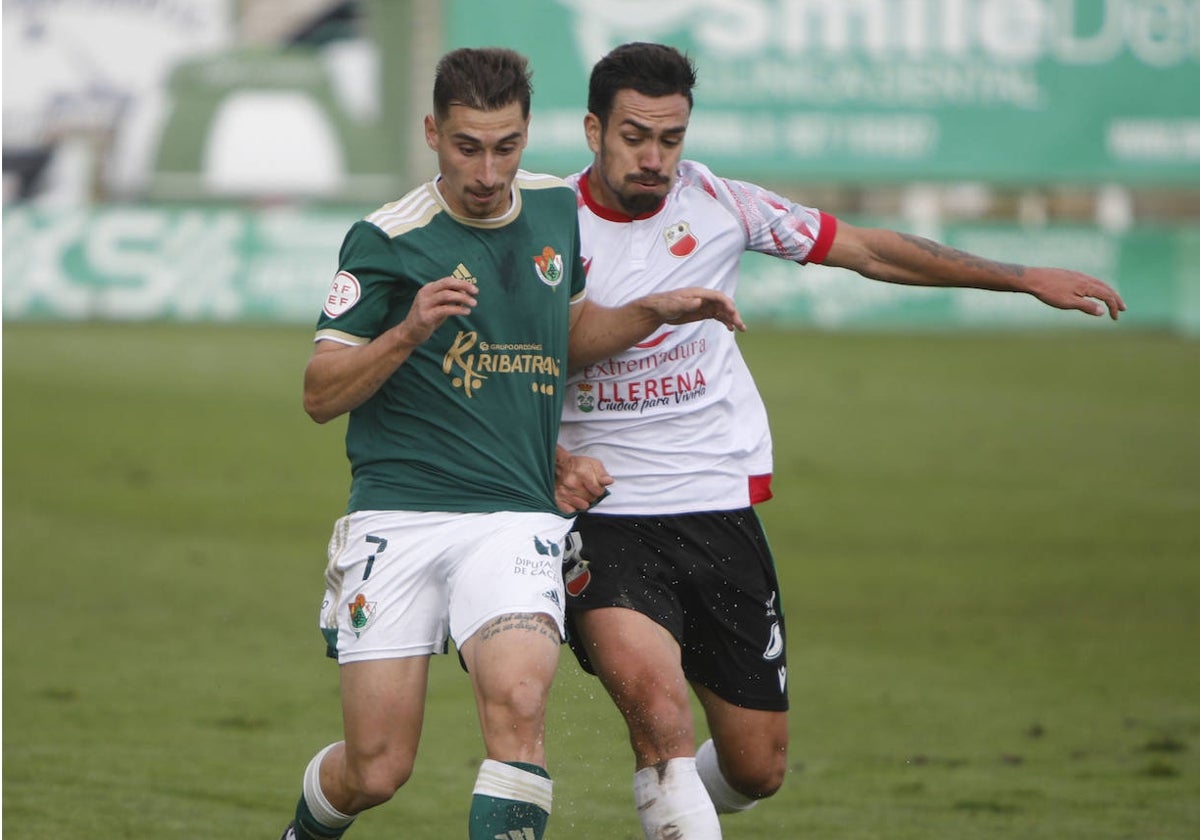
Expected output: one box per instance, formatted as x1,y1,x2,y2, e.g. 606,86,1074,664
750,473,774,504
805,211,838,265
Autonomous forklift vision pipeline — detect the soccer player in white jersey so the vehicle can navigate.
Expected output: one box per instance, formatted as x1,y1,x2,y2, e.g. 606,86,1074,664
556,42,1126,839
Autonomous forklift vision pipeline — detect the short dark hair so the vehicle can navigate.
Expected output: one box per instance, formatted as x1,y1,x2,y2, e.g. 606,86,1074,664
433,47,533,121
587,42,697,126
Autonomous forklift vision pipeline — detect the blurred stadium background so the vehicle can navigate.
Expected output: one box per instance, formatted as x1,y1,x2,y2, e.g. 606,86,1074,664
4,0,1199,331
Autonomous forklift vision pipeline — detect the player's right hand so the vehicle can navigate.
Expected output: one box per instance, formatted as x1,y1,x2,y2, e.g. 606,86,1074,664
555,450,614,514
400,276,479,345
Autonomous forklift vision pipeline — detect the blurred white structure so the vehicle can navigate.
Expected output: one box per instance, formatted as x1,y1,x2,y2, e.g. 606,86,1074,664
202,91,347,197
2,0,235,201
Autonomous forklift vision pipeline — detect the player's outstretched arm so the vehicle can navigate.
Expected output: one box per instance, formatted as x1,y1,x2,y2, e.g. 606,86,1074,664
303,277,478,423
824,222,1126,320
567,287,745,369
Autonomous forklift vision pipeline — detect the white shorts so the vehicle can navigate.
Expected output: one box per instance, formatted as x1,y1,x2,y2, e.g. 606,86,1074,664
319,510,573,664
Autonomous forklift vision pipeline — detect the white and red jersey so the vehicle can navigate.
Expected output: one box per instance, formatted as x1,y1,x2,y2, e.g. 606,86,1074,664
561,159,837,515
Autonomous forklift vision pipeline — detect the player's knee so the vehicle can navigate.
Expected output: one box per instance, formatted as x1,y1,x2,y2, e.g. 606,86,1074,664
742,766,786,800
726,751,787,800
345,754,414,808
481,678,552,743
506,677,552,721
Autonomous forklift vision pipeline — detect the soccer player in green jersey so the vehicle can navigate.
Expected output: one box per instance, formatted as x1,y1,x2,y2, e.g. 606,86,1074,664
278,47,743,840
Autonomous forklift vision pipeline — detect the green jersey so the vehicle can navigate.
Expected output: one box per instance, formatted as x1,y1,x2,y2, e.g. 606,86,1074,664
314,171,586,515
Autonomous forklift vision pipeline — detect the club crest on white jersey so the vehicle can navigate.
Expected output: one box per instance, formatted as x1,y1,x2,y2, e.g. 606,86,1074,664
663,220,698,257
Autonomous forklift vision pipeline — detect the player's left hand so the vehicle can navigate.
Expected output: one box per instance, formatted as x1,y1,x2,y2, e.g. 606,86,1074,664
645,287,747,332
554,448,613,514
1026,267,1126,320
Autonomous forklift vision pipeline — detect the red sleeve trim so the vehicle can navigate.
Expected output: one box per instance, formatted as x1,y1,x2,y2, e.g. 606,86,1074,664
804,211,838,265
749,473,774,505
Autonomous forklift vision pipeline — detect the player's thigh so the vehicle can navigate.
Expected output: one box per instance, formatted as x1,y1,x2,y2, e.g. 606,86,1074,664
460,612,561,718
574,607,691,710
339,656,431,769
694,681,788,773
459,612,561,760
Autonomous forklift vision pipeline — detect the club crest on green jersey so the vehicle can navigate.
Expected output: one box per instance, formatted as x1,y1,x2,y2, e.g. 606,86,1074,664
533,246,563,287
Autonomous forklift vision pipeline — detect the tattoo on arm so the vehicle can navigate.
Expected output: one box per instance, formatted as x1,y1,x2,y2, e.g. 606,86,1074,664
898,233,1026,278
479,612,561,644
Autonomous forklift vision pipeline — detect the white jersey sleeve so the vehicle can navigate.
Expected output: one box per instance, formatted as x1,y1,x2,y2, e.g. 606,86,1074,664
676,161,836,264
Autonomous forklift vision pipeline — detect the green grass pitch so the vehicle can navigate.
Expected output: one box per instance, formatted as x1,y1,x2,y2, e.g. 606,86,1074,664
4,322,1198,838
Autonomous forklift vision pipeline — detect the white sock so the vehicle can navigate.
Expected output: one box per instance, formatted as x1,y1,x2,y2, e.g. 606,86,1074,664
695,739,758,814
472,758,554,814
304,743,356,828
632,757,722,840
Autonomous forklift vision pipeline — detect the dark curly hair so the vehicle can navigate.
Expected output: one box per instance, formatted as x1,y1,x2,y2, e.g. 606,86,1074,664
587,42,697,126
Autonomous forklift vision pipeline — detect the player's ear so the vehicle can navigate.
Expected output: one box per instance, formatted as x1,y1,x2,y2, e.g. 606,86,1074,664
584,113,602,155
424,114,439,151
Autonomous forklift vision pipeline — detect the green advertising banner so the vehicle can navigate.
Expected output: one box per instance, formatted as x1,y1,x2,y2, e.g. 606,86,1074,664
445,0,1200,184
2,206,358,324
3,205,1195,334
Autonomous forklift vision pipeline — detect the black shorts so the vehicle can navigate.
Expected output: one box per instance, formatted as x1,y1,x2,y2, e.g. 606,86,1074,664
563,508,788,711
